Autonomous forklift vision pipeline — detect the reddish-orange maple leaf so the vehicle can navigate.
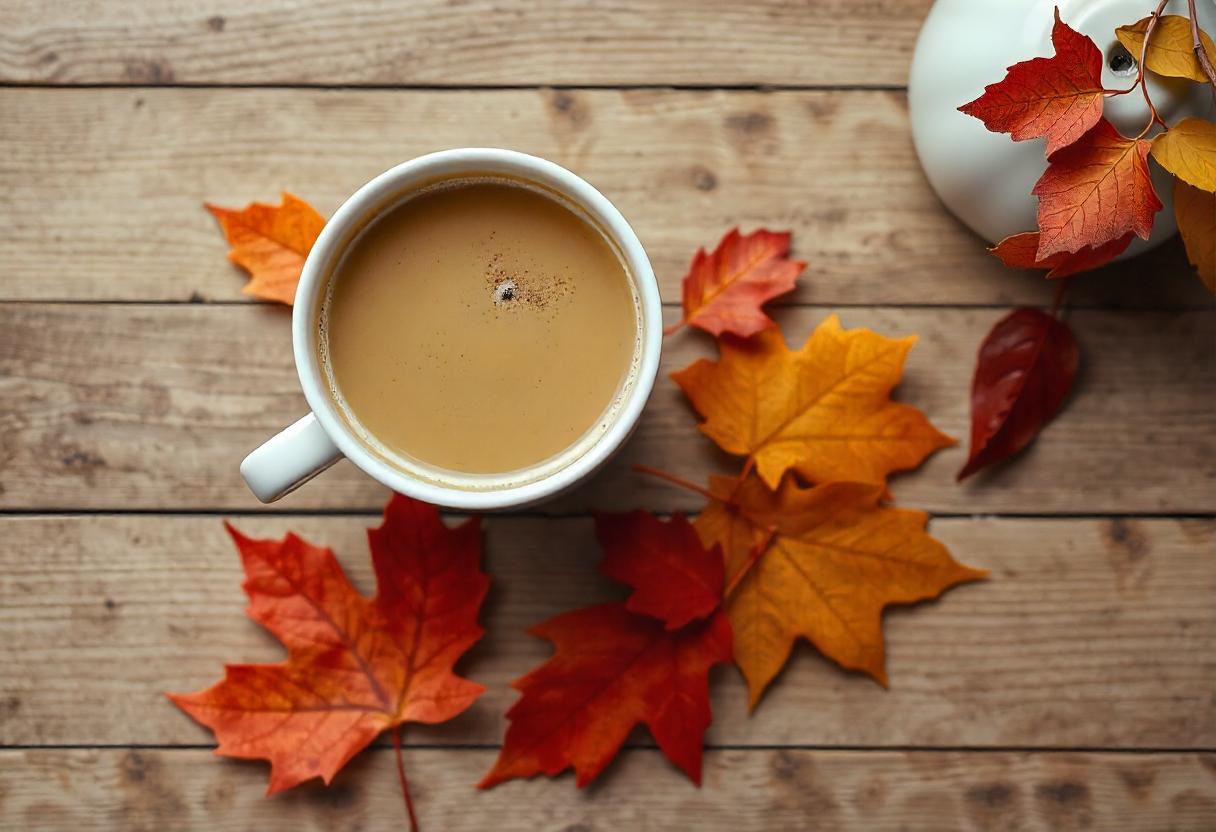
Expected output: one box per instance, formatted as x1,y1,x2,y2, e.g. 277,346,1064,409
481,511,731,789
1032,119,1162,260
206,193,325,304
479,603,731,789
990,230,1134,278
667,228,807,338
168,495,487,828
960,8,1107,156
596,511,724,630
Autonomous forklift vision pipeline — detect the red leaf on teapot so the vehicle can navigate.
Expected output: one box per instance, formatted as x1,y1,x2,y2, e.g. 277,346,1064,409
990,231,1134,279
1032,119,1162,260
960,9,1108,156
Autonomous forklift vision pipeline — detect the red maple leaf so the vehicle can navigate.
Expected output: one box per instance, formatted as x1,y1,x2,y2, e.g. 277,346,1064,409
596,511,724,629
959,308,1079,480
168,495,488,830
1032,119,1162,260
960,8,1108,156
667,228,806,338
480,511,731,788
990,230,1134,278
478,603,731,788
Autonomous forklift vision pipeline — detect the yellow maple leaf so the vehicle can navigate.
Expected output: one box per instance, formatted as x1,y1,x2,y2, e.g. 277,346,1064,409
694,473,986,705
205,193,325,305
672,314,953,489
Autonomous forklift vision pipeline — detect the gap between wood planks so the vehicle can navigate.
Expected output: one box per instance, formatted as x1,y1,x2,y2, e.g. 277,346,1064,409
3,744,1213,753
0,82,907,93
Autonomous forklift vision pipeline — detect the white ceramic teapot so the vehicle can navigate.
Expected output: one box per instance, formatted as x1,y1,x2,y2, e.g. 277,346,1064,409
909,0,1216,259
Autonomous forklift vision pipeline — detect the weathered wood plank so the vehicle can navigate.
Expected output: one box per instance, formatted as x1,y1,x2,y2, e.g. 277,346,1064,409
3,749,1215,831
0,88,1206,307
0,1,927,86
1,515,1211,748
1,304,1212,514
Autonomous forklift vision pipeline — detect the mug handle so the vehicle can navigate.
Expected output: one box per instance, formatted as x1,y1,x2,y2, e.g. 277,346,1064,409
241,414,344,503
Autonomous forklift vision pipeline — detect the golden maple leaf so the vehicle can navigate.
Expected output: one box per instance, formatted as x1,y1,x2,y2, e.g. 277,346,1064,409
672,314,953,489
205,193,325,305
695,474,986,705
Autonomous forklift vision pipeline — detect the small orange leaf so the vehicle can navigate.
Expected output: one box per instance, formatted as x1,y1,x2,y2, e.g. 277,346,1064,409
694,474,985,705
206,193,325,305
670,228,806,338
672,314,953,489
1175,180,1216,293
1032,119,1162,260
990,230,1134,279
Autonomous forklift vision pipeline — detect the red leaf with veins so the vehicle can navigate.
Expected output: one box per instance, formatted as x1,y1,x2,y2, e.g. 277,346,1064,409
596,511,724,630
478,603,732,789
959,309,1079,480
167,495,488,795
1032,119,1162,260
990,230,1134,279
960,8,1107,156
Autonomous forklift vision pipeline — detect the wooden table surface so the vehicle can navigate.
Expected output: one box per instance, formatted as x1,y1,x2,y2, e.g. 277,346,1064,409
2,2,1214,829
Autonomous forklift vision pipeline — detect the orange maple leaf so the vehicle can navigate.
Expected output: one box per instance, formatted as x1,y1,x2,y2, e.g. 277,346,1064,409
1175,180,1216,293
990,230,1133,279
667,228,806,338
205,193,325,305
959,8,1107,156
672,314,953,489
168,494,487,825
1032,119,1162,260
694,474,985,704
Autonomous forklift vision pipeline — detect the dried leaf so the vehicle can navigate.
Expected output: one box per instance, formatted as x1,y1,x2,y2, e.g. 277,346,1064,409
672,314,953,489
1151,117,1216,192
695,474,985,704
1116,15,1216,83
959,309,1079,480
206,193,325,305
1032,119,1162,259
959,8,1106,155
990,230,1134,279
670,228,807,338
596,511,724,630
1175,180,1216,293
168,495,487,794
479,603,732,788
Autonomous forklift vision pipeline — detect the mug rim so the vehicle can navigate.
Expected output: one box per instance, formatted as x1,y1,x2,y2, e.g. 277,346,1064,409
292,148,663,510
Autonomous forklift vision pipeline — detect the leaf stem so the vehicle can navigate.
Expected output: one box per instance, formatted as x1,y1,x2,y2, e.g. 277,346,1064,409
663,319,688,336
723,527,776,600
1134,0,1172,140
1050,279,1070,318
1187,0,1216,95
392,726,420,832
632,464,717,501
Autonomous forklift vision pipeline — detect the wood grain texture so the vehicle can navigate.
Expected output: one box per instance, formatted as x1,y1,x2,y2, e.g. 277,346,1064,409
0,88,1206,307
0,0,929,86
1,514,1211,747
4,749,1216,831
1,304,1212,514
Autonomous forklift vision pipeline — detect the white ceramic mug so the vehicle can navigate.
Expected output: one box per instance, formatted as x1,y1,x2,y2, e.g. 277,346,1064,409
240,148,663,510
